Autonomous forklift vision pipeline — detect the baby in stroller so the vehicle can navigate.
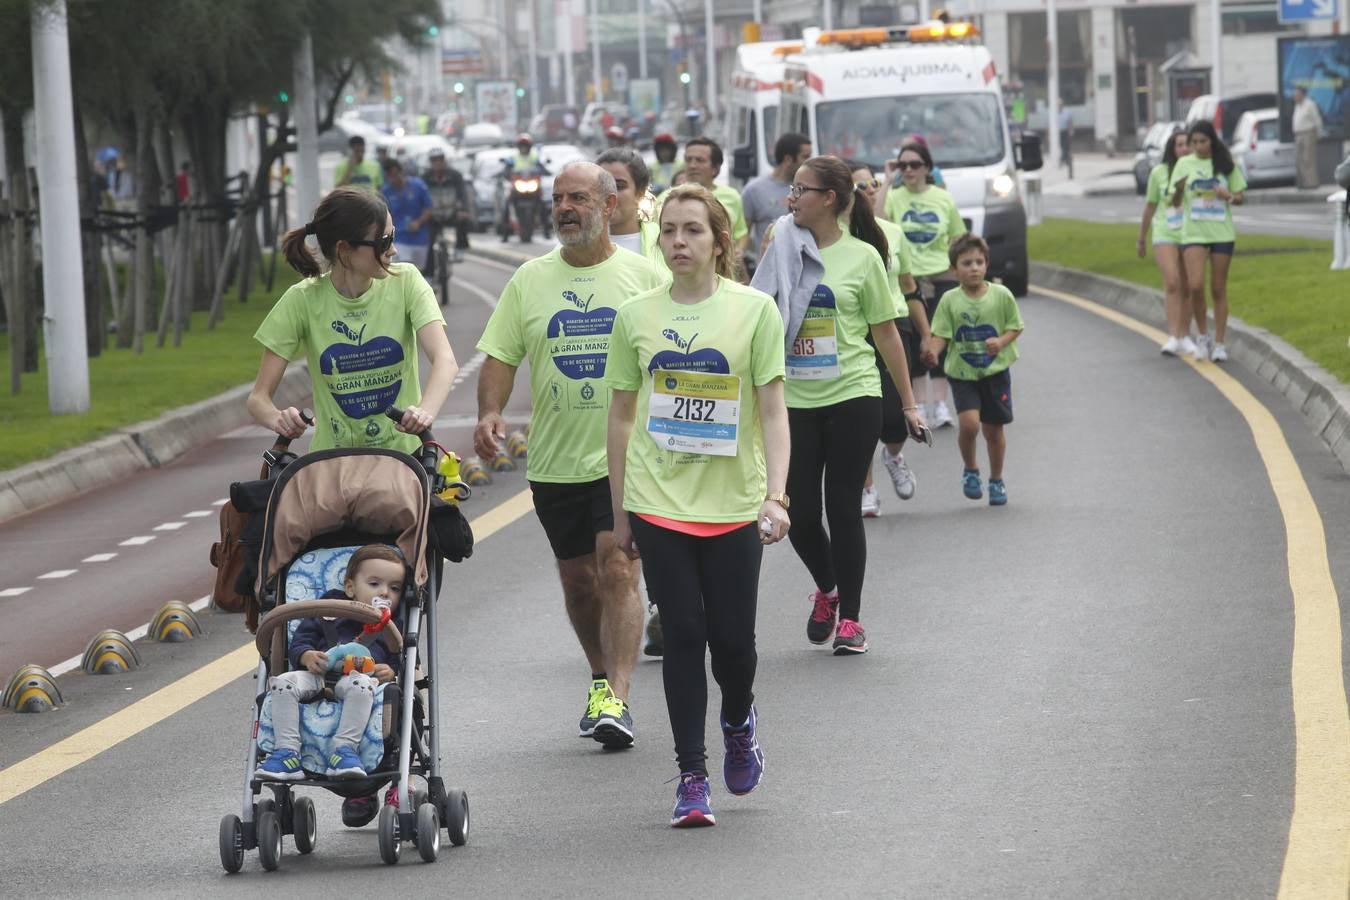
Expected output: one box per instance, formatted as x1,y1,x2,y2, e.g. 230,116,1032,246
255,545,404,781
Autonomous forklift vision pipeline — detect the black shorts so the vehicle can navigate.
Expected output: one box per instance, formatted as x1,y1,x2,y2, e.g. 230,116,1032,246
1181,241,1235,256
948,369,1013,426
529,477,615,560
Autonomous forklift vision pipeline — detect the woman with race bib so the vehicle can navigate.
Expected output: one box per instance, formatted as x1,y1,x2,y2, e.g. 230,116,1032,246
1137,128,1194,356
1170,120,1246,363
880,142,964,427
781,156,924,656
605,184,790,829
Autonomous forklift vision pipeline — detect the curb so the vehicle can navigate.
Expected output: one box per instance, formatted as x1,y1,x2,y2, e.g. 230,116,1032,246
0,364,313,524
1031,262,1350,476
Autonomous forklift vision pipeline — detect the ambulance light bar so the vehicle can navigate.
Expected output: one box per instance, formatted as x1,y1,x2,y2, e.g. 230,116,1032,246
814,22,979,48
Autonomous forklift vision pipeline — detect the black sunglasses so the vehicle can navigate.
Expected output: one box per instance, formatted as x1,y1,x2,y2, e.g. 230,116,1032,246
350,232,395,254
897,160,927,171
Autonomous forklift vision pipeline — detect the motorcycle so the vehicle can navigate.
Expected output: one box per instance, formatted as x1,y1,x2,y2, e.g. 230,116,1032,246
498,166,548,244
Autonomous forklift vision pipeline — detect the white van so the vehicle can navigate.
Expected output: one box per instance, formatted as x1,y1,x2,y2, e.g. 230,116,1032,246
774,24,1042,295
727,40,802,186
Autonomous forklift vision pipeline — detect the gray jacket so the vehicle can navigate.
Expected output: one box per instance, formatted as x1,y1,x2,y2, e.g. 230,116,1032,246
749,213,824,356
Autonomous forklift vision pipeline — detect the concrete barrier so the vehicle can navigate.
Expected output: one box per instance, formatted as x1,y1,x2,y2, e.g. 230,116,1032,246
1031,261,1350,477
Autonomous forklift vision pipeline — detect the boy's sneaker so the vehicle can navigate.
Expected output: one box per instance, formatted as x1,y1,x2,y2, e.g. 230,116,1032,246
341,794,378,827
1192,334,1210,361
1210,342,1228,362
988,479,1008,506
861,486,880,518
579,678,612,737
833,619,869,655
1178,336,1198,357
806,589,840,645
1159,336,1180,356
255,748,305,781
962,468,983,500
592,695,635,748
933,400,954,427
643,605,664,657
671,773,716,828
881,447,916,499
722,706,764,796
326,746,366,779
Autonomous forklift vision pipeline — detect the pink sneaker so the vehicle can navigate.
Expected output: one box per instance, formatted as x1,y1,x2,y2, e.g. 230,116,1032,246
832,619,869,656
807,589,839,645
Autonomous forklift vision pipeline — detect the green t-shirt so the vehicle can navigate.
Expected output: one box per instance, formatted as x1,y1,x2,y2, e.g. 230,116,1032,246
883,185,965,277
254,263,444,454
784,234,895,409
1172,154,1247,244
654,183,749,242
1145,163,1185,243
605,278,785,522
930,282,1024,382
477,246,664,483
334,158,384,192
875,217,912,318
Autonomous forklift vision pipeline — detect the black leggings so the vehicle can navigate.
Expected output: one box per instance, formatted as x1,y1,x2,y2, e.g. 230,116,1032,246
786,396,881,621
630,515,762,777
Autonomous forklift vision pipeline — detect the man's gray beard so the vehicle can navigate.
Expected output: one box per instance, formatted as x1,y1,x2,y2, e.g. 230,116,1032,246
557,211,604,247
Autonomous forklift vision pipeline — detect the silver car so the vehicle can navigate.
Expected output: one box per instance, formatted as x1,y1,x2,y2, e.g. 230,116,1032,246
1133,121,1184,195
1231,108,1296,187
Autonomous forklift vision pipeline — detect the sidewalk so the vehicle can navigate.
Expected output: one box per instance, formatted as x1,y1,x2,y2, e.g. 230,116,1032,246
1032,151,1332,205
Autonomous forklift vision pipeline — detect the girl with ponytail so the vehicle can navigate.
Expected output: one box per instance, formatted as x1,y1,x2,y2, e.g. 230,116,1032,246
778,155,925,656
247,186,459,454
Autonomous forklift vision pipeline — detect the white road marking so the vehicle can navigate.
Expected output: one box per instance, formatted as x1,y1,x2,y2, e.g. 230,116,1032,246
0,587,32,597
212,498,228,506
183,510,212,518
119,536,155,546
451,351,488,389
46,593,213,677
462,253,525,276
450,274,501,309
153,521,187,531
83,553,117,563
38,570,77,580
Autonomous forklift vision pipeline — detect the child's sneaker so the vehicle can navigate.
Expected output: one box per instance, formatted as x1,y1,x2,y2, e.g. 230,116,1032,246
671,773,715,827
255,747,305,781
933,400,954,427
721,705,764,796
962,468,983,500
806,589,839,645
832,619,869,655
988,479,1008,506
326,746,367,779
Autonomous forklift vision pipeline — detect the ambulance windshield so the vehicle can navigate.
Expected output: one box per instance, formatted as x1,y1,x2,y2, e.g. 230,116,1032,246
814,92,1005,169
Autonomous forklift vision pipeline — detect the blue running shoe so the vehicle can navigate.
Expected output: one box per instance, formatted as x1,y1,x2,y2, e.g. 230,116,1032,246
255,748,305,781
962,468,983,500
722,705,764,796
326,745,367,779
988,479,1007,506
671,773,715,828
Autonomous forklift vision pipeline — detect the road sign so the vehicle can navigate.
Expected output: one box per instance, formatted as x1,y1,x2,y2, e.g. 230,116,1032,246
442,48,485,76
1278,0,1338,23
611,62,628,94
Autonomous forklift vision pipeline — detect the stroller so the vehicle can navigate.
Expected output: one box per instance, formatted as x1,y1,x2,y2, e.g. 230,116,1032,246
219,409,470,871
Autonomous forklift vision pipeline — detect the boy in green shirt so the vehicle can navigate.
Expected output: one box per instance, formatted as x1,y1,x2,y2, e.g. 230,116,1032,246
924,234,1024,506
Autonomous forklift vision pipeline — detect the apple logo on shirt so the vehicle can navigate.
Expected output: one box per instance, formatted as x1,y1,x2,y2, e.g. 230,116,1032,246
901,208,941,244
319,320,405,419
953,312,1000,370
807,284,837,311
648,328,730,374
548,290,618,380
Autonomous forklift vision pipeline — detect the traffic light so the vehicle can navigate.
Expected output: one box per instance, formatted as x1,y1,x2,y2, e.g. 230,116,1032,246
679,72,691,85
427,24,439,37
515,87,525,98
345,94,355,104
454,82,465,94
277,90,290,103
393,94,404,105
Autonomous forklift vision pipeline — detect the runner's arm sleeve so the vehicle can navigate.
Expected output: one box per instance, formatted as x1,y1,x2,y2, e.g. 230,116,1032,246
407,272,444,330
253,287,307,361
750,296,787,386
1227,165,1248,195
602,309,642,391
475,277,527,365
730,197,749,242
930,295,954,340
860,253,899,326
1001,287,1025,333
945,193,966,241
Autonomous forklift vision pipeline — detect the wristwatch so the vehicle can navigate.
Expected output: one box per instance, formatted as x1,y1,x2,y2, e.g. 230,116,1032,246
765,492,790,510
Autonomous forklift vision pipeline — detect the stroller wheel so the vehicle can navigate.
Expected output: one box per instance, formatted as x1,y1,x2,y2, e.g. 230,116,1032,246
254,794,276,822
218,814,244,874
377,803,401,865
446,789,470,847
416,802,440,863
292,795,317,855
257,810,283,871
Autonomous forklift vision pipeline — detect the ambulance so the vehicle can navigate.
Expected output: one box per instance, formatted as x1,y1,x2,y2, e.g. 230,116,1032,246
774,23,1042,295
727,40,802,187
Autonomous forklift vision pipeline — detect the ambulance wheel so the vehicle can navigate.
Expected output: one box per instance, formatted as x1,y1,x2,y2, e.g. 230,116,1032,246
292,795,317,854
218,814,244,873
416,802,441,863
377,803,401,865
257,810,283,871
446,789,470,846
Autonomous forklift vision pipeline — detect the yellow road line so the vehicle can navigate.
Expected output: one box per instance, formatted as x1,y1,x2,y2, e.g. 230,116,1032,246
0,489,535,807
1037,284,1350,900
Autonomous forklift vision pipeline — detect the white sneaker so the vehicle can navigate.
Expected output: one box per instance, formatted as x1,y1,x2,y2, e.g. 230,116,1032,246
1191,335,1210,361
915,402,929,424
1178,336,1198,357
860,486,880,518
881,448,916,500
1210,342,1228,362
933,401,954,428
1160,336,1180,356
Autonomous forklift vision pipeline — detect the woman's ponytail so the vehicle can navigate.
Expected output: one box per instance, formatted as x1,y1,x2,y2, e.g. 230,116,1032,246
847,183,890,270
282,225,321,278
801,155,889,270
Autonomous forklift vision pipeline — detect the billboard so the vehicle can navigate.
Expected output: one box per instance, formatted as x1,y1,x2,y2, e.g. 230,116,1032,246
1277,35,1350,142
476,81,519,129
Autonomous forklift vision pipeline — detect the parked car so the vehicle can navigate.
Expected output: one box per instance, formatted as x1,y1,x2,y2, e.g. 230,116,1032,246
578,102,630,145
1184,92,1278,146
536,143,589,212
530,105,581,142
459,122,508,154
1231,108,1296,187
469,147,518,230
1133,120,1185,194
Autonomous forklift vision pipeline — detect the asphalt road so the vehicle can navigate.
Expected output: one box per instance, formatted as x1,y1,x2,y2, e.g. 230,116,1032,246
1,250,1348,898
1043,194,1331,240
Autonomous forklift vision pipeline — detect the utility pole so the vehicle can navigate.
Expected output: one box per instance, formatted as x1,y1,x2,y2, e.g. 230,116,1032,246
562,0,576,106
527,0,540,118
638,0,648,79
753,0,762,22
1210,0,1223,99
823,0,833,30
704,0,716,118
591,0,603,103
31,0,88,414
293,32,320,223
1047,0,1061,173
